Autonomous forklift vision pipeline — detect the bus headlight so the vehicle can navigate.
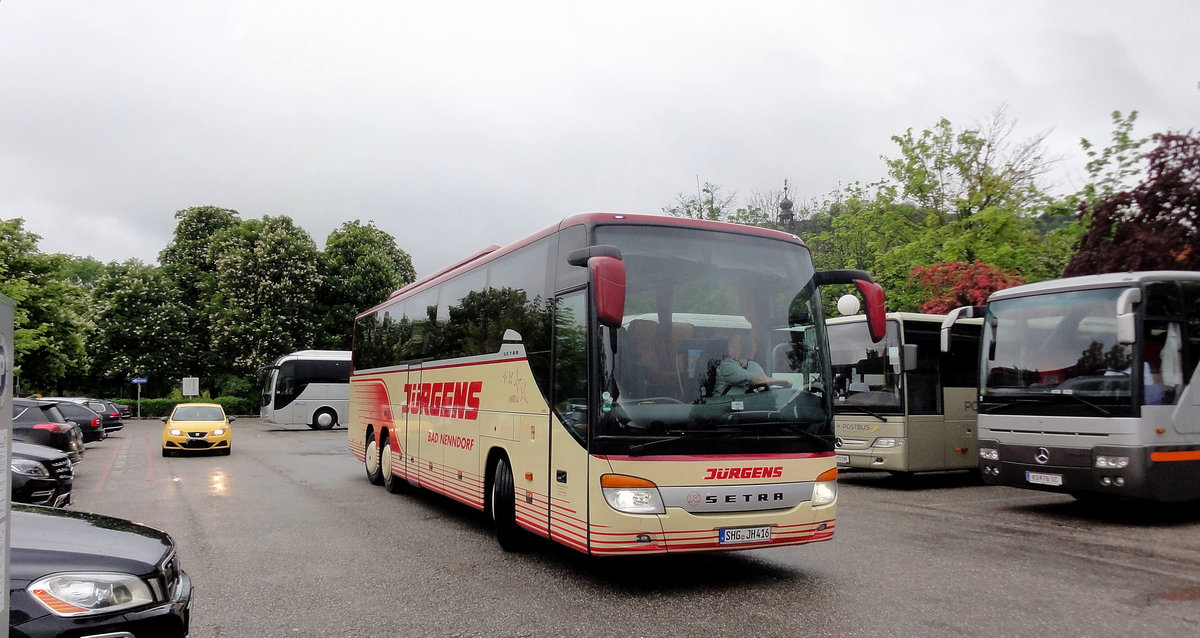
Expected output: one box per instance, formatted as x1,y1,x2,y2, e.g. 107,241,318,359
600,474,664,514
1095,455,1129,469
873,438,903,448
812,468,838,507
979,448,1000,461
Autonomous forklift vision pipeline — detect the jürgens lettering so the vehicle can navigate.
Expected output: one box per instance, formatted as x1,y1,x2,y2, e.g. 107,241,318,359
402,381,483,420
702,466,784,480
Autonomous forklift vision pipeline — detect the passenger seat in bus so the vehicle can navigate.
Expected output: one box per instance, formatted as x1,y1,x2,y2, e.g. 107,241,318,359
623,319,694,400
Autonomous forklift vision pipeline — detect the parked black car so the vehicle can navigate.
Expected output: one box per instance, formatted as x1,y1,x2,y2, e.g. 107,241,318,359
45,399,107,443
86,398,127,434
12,398,85,464
10,441,73,508
8,504,193,638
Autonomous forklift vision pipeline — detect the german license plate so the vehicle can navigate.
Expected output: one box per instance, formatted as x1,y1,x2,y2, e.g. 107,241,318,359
719,526,772,544
1026,471,1063,486
836,454,850,465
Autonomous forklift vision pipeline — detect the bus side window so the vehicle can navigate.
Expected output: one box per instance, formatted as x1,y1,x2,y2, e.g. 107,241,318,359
553,291,589,444
1183,282,1200,383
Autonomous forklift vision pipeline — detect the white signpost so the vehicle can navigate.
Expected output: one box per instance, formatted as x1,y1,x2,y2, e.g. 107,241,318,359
182,376,200,397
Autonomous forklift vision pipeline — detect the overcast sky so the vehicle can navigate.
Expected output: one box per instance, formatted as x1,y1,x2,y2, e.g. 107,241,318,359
2,1,1197,277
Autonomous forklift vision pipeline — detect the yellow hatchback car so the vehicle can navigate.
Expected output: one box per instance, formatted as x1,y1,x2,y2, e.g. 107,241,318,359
161,403,234,457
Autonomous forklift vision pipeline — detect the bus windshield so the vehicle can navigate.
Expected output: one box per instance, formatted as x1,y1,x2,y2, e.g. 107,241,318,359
982,287,1134,408
828,319,903,415
591,225,833,453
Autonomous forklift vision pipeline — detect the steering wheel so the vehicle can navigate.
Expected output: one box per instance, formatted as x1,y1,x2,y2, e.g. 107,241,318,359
747,380,792,393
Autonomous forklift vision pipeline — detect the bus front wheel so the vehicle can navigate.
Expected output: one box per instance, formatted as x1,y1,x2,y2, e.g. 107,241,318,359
310,408,338,430
364,433,384,485
491,457,525,552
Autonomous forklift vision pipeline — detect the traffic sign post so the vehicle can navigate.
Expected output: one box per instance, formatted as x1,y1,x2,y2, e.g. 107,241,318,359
132,377,147,419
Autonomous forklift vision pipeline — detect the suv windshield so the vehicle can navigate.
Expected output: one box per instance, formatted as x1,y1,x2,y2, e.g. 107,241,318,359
588,225,833,455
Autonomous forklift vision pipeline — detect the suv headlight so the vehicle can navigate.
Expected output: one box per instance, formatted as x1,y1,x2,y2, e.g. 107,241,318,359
29,572,154,617
11,459,50,477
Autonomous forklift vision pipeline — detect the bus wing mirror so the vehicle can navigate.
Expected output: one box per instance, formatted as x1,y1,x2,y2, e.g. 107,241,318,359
1116,288,1141,345
901,343,919,372
589,255,626,329
940,305,984,352
813,269,886,342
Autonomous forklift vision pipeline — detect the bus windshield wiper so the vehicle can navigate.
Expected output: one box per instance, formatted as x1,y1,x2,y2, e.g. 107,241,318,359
834,405,888,422
982,394,1111,416
626,430,741,455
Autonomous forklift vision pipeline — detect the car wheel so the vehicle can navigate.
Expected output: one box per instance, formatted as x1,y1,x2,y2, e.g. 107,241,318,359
310,408,338,430
491,456,525,552
364,432,383,485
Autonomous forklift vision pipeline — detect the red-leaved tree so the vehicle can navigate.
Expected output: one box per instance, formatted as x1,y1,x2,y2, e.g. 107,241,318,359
910,261,1027,313
1065,131,1200,276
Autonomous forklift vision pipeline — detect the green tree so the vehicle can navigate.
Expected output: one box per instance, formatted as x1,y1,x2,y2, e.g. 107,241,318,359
663,182,737,221
87,260,189,398
317,221,416,349
0,218,89,393
59,256,105,289
160,206,241,387
208,215,323,392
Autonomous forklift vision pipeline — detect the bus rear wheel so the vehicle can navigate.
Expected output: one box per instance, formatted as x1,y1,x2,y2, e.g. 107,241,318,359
364,433,384,485
310,408,338,430
491,456,525,552
382,435,407,494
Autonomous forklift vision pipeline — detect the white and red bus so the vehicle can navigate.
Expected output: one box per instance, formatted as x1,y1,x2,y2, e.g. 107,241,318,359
349,213,885,554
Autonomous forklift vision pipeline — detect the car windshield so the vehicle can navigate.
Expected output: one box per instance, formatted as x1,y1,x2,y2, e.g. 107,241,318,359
172,406,226,421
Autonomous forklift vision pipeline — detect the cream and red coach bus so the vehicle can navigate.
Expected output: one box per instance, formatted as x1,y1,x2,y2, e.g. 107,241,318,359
348,213,885,554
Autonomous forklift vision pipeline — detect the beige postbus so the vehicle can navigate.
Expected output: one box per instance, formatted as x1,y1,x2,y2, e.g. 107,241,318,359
829,312,981,475
348,213,887,554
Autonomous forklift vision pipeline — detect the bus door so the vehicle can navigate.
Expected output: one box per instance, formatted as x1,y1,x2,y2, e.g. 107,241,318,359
549,292,592,551
408,365,440,492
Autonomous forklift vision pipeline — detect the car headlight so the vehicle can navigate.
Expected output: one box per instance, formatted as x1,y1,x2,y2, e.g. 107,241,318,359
169,428,183,436
212,428,226,436
600,474,664,514
11,459,50,477
873,438,903,448
28,572,154,617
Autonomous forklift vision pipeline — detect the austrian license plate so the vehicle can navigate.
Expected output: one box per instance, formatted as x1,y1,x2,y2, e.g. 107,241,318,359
719,526,772,544
1026,471,1064,486
836,454,850,465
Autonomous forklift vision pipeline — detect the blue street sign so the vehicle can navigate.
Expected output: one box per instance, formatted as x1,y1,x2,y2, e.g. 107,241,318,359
131,377,148,384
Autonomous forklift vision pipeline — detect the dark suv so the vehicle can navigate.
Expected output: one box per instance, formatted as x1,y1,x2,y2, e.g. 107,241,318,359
87,399,126,434
46,400,107,443
8,504,193,637
10,442,73,508
12,398,85,464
